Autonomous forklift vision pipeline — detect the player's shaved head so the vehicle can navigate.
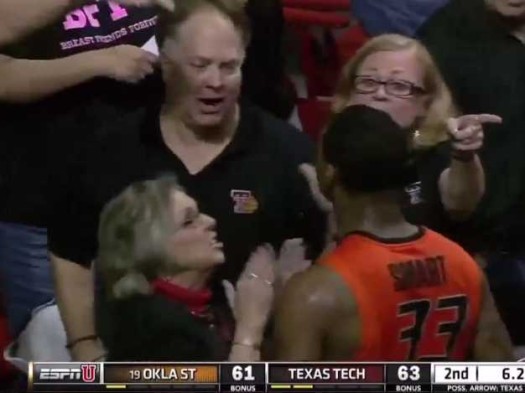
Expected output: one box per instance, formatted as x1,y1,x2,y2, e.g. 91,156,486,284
323,105,417,193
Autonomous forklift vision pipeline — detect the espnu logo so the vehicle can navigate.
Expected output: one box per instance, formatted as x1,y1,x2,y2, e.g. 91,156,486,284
33,363,101,384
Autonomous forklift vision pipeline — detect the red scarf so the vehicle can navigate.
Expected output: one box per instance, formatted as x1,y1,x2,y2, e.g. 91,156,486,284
152,279,212,317
152,278,234,346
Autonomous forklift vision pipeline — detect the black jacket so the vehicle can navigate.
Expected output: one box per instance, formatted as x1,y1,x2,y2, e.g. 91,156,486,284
99,294,232,361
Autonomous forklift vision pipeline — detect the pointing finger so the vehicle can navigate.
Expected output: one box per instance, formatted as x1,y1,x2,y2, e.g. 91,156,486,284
454,114,503,129
476,114,503,125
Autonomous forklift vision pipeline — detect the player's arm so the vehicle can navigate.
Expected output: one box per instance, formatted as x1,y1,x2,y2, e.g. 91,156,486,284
472,276,515,361
274,265,351,360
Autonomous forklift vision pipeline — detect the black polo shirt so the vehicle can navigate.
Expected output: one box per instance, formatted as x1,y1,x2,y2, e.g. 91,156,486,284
419,0,525,252
48,100,324,285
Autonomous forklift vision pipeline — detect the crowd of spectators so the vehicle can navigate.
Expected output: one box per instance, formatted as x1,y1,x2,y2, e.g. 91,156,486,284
1,0,525,385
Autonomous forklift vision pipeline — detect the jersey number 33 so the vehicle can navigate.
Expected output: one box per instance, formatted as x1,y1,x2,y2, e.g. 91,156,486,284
397,294,468,360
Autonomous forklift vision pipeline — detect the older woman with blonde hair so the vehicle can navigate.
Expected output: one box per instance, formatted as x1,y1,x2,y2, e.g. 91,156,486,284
308,34,502,248
96,175,275,361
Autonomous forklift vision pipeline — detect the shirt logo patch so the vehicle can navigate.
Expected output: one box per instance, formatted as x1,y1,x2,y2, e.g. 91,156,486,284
230,190,258,214
405,181,424,205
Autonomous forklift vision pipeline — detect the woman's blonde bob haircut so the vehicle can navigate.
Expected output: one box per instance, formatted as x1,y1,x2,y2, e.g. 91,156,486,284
96,175,182,300
332,34,457,148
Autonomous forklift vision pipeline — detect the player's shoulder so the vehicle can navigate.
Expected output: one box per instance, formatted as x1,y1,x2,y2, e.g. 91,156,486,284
423,228,472,257
281,264,352,312
423,228,482,271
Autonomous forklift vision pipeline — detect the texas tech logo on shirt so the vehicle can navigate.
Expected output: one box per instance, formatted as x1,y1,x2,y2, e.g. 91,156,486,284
405,181,424,205
230,190,259,214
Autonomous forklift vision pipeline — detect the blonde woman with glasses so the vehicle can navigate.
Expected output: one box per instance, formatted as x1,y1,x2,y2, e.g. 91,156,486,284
304,34,502,250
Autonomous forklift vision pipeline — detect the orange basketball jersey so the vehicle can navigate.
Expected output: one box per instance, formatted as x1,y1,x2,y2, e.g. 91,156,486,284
320,228,482,361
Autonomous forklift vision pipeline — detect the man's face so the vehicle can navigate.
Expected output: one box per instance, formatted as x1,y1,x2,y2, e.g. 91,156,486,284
161,8,245,129
490,0,525,19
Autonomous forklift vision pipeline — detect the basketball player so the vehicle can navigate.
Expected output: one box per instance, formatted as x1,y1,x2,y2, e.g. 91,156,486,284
274,105,514,361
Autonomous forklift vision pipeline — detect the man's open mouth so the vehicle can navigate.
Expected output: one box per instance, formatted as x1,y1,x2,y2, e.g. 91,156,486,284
199,98,224,106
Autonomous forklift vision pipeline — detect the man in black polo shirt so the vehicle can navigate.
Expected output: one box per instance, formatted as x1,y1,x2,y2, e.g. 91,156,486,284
48,0,323,361
419,0,525,345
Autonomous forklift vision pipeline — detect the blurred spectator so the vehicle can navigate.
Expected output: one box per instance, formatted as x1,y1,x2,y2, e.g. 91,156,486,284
97,177,274,361
419,0,525,345
351,0,449,37
323,34,500,246
0,0,162,340
47,0,323,362
243,0,295,120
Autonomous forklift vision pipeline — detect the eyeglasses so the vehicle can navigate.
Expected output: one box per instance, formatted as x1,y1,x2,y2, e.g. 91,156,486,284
353,76,426,98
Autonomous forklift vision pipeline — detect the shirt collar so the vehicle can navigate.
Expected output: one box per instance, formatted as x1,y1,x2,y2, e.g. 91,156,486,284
140,97,260,158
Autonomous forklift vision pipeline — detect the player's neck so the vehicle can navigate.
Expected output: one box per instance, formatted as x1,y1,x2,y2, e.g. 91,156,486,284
334,186,418,240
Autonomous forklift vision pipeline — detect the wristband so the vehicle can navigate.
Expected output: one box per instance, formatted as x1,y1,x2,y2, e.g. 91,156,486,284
66,334,99,350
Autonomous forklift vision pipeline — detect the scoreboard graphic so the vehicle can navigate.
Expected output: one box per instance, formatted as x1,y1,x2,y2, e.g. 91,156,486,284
28,362,525,392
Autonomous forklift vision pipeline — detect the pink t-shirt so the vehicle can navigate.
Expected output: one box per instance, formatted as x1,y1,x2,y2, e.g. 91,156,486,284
4,0,158,59
59,1,158,55
0,1,161,227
